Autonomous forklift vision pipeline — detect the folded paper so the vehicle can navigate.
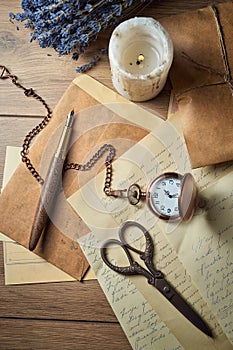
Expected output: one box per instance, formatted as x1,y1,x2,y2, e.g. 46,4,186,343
160,2,233,168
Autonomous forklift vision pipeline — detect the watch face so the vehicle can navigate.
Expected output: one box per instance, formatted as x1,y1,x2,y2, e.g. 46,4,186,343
147,172,182,220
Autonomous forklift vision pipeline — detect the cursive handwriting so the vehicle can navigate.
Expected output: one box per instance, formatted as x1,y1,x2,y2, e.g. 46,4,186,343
167,172,233,343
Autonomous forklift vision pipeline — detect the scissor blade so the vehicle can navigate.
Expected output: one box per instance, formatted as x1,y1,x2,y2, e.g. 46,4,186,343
154,278,212,337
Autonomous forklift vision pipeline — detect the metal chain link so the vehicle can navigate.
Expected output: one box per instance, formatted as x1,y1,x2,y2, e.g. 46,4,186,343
0,66,118,193
0,65,52,185
65,143,117,196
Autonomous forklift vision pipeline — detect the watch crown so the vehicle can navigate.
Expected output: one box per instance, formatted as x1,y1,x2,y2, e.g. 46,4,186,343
127,184,145,205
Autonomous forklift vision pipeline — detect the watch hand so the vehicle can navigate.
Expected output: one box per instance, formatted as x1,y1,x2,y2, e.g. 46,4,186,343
164,190,178,199
164,190,170,196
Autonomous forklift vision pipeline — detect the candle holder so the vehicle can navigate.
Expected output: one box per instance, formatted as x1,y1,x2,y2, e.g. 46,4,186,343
109,17,173,102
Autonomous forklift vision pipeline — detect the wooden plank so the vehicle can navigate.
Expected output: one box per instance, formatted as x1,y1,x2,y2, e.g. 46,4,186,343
0,244,117,323
0,0,227,116
0,318,131,350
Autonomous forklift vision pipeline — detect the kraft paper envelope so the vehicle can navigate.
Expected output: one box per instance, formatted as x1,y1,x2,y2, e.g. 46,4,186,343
0,80,90,280
1,146,95,284
0,75,163,280
160,2,233,168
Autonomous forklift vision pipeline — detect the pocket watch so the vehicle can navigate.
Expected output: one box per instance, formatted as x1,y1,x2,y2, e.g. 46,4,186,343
145,172,197,221
126,172,197,222
65,144,197,222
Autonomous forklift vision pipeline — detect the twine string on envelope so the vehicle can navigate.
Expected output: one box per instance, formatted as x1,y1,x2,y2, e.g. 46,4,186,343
177,5,233,96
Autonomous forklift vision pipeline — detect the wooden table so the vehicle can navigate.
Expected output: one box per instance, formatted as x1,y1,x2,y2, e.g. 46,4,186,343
0,1,228,349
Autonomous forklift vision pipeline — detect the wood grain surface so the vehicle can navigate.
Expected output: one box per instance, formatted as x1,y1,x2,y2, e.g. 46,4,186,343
0,1,228,349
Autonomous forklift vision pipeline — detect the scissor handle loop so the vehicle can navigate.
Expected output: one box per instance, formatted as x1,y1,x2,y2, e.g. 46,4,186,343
119,221,153,259
100,239,144,276
119,221,164,279
100,221,164,281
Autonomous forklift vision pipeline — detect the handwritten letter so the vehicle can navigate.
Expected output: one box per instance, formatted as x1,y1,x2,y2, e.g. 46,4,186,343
163,171,233,344
68,129,232,348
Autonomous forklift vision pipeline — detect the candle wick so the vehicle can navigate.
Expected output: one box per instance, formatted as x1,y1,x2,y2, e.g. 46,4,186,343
136,53,145,65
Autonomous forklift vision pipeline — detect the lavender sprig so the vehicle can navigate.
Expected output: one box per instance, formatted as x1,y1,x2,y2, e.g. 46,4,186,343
10,0,149,71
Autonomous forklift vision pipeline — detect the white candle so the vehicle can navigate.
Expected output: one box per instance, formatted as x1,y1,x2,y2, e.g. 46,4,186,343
109,17,173,102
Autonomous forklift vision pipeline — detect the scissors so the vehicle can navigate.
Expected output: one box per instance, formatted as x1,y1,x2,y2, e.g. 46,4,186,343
100,221,212,338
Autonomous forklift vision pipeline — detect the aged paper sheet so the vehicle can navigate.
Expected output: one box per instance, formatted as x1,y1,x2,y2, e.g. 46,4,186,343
73,75,164,131
159,169,233,344
0,146,18,242
69,126,232,349
165,111,233,343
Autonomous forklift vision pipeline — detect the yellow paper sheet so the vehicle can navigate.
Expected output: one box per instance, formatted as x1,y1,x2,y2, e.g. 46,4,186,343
4,241,77,284
69,124,232,349
73,75,164,131
1,147,95,284
0,146,19,242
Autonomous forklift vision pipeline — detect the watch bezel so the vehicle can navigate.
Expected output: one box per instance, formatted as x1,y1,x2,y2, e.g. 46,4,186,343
179,173,197,222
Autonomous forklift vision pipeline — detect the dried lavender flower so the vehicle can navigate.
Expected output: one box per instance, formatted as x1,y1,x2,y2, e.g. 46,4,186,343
76,55,100,73
10,0,151,71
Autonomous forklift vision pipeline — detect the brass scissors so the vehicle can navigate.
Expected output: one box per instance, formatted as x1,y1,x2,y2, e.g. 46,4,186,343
100,221,212,338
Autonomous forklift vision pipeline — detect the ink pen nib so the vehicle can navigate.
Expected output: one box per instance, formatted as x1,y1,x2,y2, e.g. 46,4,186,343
66,109,74,127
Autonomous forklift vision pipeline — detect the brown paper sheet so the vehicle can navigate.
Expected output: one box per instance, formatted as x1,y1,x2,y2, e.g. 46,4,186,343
160,2,233,168
0,79,151,280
